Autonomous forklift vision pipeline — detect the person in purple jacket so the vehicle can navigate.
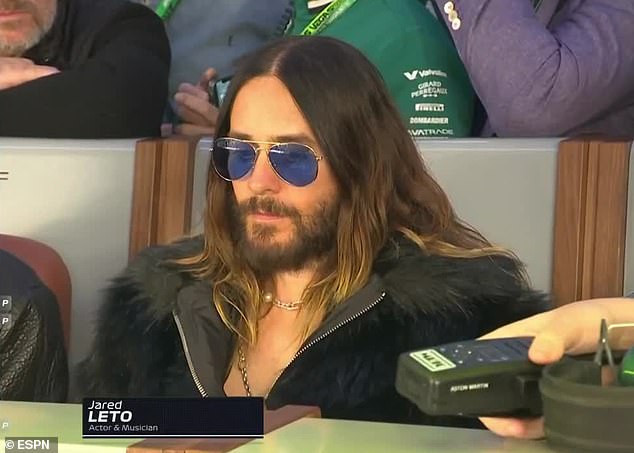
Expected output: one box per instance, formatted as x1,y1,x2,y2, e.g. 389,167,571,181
434,0,634,137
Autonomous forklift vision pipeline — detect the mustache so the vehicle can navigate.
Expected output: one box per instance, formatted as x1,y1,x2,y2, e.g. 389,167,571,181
0,0,36,14
238,197,301,219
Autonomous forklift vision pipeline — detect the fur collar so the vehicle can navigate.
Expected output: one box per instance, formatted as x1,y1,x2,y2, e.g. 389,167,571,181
119,233,544,325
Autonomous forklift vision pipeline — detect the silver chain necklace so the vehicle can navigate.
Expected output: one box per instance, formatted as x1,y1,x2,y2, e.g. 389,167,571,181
237,346,286,398
237,346,252,397
237,292,303,396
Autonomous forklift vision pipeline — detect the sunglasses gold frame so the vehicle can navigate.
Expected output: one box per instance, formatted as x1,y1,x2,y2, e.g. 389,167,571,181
212,137,324,186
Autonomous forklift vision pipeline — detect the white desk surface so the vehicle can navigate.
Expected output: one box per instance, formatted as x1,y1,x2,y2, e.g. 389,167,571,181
1,401,564,453
1,402,136,453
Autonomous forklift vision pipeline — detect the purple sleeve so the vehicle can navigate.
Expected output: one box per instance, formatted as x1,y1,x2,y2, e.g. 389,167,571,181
433,0,634,136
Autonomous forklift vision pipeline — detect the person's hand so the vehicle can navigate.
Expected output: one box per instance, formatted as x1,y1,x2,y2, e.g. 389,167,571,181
0,57,59,90
173,67,219,136
478,298,634,439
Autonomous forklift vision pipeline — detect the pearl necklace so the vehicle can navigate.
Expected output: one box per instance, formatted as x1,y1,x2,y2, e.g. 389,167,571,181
262,291,304,311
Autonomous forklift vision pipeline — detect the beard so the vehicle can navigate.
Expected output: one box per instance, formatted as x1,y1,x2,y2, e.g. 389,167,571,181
229,195,339,275
0,0,57,57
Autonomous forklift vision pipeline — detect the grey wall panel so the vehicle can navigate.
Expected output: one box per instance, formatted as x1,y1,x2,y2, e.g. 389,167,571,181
418,139,560,293
0,138,137,386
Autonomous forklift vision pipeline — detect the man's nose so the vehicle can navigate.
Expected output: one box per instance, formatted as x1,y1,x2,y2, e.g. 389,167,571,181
247,149,282,195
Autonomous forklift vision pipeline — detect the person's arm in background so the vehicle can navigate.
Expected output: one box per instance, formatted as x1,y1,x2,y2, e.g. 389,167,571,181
0,3,170,138
0,57,59,90
479,297,634,439
172,67,219,136
433,0,634,136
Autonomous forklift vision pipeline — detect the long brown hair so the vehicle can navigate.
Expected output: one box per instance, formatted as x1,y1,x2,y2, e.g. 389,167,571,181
179,36,519,346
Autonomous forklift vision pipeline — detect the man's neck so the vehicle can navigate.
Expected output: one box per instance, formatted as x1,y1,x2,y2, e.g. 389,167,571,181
269,268,317,303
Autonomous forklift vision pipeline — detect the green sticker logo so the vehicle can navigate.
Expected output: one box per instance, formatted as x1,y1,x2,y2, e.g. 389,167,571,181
410,349,456,372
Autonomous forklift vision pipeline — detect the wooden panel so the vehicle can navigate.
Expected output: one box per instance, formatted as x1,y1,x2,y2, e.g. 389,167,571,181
551,138,590,306
552,137,632,305
156,137,197,246
127,405,321,453
579,141,601,299
129,139,162,260
129,137,198,261
582,139,631,298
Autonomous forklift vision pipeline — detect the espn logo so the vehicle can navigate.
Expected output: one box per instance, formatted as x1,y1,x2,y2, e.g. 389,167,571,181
4,437,57,452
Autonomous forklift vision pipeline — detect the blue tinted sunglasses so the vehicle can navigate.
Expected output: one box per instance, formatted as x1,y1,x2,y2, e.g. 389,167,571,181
212,137,323,187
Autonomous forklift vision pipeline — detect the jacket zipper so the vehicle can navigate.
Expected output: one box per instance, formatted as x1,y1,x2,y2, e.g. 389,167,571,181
265,291,386,400
173,310,208,397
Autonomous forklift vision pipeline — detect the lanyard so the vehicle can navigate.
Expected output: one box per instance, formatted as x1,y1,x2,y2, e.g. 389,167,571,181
299,0,358,35
154,0,181,20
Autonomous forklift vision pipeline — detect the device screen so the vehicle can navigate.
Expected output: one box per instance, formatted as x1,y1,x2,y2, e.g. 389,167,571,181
212,77,232,107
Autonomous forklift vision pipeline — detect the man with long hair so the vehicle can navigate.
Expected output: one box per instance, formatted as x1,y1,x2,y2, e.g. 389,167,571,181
79,36,548,427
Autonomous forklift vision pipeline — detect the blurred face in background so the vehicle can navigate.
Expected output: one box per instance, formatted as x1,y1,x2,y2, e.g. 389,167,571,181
0,0,57,57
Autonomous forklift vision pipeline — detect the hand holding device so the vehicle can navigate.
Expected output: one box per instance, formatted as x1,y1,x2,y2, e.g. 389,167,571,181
173,68,220,136
395,337,543,418
477,298,634,439
396,298,634,449
209,76,232,108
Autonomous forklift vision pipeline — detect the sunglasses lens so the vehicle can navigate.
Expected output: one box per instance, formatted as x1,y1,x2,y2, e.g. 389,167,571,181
212,138,255,180
269,143,319,187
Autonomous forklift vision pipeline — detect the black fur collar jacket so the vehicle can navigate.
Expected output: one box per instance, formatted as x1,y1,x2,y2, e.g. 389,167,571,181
78,235,549,428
